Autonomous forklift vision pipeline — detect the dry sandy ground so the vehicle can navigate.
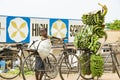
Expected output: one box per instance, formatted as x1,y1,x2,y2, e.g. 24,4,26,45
0,72,119,80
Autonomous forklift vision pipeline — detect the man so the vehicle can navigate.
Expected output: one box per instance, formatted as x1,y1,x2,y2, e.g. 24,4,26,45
28,27,52,80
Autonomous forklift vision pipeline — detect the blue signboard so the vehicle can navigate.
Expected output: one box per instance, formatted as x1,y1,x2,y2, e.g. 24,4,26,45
49,19,68,42
6,16,30,43
0,15,82,43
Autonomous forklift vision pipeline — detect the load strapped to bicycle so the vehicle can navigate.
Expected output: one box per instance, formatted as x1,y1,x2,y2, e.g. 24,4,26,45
74,3,108,80
0,47,18,59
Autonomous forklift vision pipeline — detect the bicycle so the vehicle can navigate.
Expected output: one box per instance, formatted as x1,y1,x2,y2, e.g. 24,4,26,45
0,45,22,79
103,42,120,79
76,41,103,80
22,38,81,80
0,42,32,80
21,39,58,80
57,39,80,80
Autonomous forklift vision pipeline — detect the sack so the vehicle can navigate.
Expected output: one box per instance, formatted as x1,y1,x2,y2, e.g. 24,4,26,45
28,39,52,60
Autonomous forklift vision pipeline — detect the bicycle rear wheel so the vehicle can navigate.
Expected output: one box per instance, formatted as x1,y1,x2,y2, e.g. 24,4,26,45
59,53,80,80
45,53,58,79
112,53,120,78
0,54,22,79
22,53,36,80
80,53,93,80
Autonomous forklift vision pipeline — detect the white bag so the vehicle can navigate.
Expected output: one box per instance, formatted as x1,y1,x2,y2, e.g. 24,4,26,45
28,39,52,60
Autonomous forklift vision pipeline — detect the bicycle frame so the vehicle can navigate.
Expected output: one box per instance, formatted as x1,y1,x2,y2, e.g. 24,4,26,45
52,39,71,66
103,43,120,78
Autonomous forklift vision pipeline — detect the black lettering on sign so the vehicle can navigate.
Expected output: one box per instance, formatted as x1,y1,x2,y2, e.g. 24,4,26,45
0,22,1,35
0,22,5,35
70,25,83,37
0,22,1,29
32,23,48,36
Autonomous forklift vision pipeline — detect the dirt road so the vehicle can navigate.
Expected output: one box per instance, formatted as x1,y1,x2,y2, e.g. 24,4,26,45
0,72,119,80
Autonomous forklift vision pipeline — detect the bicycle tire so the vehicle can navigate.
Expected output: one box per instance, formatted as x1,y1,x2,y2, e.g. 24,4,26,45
45,53,58,79
59,53,80,80
80,53,93,80
22,53,36,80
0,54,22,79
22,53,57,80
111,53,120,78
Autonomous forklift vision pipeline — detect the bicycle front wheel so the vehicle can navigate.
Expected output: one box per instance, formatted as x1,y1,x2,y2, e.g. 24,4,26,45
0,54,22,79
80,53,93,80
45,53,58,79
59,53,80,80
22,53,36,80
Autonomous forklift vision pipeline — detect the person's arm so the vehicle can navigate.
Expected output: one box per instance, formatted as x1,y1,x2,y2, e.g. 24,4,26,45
50,36,58,39
49,36,63,45
50,36,64,40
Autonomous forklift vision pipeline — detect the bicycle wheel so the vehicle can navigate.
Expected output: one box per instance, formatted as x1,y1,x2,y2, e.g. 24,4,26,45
44,53,58,79
0,54,22,79
59,53,80,80
112,53,120,78
22,53,36,80
80,53,93,80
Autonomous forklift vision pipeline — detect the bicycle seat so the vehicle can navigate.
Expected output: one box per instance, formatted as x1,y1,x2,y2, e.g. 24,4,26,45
16,43,28,49
67,48,76,53
16,43,23,46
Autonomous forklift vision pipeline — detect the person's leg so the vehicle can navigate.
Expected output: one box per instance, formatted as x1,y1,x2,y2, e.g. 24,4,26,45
35,56,41,80
39,58,45,80
35,71,39,80
39,71,44,80
35,56,45,80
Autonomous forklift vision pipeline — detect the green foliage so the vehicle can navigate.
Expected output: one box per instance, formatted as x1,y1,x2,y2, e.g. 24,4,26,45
24,71,34,75
23,67,34,75
7,68,20,74
90,54,104,77
7,68,34,75
106,20,120,30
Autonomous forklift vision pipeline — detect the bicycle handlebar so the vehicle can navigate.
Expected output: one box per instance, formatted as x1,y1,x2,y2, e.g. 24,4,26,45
16,43,28,49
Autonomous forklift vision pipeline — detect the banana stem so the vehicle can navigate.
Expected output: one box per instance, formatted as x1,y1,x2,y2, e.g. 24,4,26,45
98,3,108,17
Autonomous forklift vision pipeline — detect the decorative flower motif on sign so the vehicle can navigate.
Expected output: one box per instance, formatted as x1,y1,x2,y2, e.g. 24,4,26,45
51,20,67,38
8,18,28,42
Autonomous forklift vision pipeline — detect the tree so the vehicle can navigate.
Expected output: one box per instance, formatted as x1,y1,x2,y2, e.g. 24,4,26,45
106,20,120,30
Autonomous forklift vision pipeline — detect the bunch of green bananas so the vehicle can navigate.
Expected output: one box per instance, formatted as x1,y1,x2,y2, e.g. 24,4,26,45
93,25,107,39
88,35,101,53
90,54,104,78
74,25,103,53
82,10,104,26
82,3,107,26
74,25,93,49
74,3,108,78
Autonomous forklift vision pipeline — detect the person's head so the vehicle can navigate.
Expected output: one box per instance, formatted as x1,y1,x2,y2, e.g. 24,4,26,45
40,27,47,37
